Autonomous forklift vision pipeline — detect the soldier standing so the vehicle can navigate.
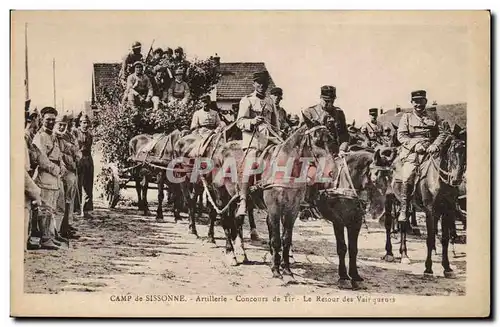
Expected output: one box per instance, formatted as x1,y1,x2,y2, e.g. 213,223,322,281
126,61,153,110
57,113,81,239
302,85,349,152
119,41,143,87
74,114,95,219
32,106,65,250
360,108,384,147
396,90,448,222
235,70,281,217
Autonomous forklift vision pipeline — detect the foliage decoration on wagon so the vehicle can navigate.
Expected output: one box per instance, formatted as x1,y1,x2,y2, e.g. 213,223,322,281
94,53,221,168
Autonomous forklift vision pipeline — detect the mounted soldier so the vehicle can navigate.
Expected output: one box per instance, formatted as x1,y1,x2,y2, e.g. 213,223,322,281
219,103,237,126
396,90,448,222
269,87,290,137
302,85,349,153
360,108,384,147
235,70,281,218
119,41,143,88
125,61,153,110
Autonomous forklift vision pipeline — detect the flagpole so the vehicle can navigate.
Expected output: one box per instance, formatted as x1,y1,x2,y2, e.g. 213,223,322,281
53,58,56,109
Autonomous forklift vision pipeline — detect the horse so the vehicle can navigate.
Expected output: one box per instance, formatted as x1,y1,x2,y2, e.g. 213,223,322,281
128,129,185,221
383,127,466,277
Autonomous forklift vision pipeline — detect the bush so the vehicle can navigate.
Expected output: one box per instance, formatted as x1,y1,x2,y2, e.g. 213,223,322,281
94,54,220,167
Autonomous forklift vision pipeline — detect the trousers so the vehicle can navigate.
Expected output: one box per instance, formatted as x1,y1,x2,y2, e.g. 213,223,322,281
76,155,94,213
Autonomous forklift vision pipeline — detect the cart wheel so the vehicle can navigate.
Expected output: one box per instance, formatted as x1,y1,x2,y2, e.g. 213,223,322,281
102,163,121,209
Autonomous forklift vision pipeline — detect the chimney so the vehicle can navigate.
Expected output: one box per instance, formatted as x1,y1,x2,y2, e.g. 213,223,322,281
396,105,401,114
380,109,384,115
213,53,220,66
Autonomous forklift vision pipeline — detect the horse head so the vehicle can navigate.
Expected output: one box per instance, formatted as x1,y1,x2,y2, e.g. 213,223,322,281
443,127,466,186
370,146,397,187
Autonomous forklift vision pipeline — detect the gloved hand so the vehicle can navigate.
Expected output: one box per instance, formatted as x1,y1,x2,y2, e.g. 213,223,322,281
427,144,439,154
415,143,426,154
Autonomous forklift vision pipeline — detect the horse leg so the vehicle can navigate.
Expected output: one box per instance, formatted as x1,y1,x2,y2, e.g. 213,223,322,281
135,171,143,211
156,171,165,222
234,212,249,264
424,208,435,276
399,221,411,264
221,211,237,266
142,176,150,216
441,209,456,278
348,222,365,290
171,184,182,222
382,199,395,262
187,186,199,236
207,206,216,244
333,221,350,289
281,212,295,276
267,208,282,279
410,206,418,227
248,205,259,241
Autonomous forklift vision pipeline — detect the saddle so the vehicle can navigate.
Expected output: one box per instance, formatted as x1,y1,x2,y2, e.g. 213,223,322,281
134,133,170,163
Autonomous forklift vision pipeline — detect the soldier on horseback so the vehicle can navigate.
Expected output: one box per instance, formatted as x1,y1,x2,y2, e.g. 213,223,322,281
190,95,224,136
396,90,448,222
360,108,384,147
235,70,281,218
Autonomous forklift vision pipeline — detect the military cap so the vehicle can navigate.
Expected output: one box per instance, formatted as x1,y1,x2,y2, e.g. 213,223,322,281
199,95,211,103
411,90,427,99
253,71,269,83
175,47,184,53
175,67,185,75
40,106,58,117
132,41,142,49
270,87,283,96
55,114,69,123
153,48,164,55
133,61,144,68
320,85,336,99
289,114,300,122
80,113,91,122
165,47,173,55
231,103,239,111
369,108,378,116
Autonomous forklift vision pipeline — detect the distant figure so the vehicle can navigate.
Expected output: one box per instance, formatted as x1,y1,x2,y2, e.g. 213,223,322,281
119,41,143,87
126,61,153,110
269,87,290,137
360,108,383,146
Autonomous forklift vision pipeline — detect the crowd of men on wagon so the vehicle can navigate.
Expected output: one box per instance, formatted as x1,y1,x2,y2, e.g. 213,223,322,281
24,40,453,251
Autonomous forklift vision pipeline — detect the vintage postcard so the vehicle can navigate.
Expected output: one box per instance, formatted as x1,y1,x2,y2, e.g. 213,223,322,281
11,10,490,317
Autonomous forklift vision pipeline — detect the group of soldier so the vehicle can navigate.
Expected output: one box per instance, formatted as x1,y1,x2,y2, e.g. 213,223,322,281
24,104,94,251
119,41,192,110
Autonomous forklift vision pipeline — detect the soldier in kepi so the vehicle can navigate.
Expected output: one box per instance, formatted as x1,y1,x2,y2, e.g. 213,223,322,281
235,70,281,218
32,106,66,250
119,41,143,88
301,85,349,219
73,113,95,219
56,113,81,239
126,61,153,110
396,90,448,222
360,108,384,147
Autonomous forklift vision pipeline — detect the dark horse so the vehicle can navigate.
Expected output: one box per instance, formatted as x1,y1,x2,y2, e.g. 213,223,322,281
383,129,466,277
128,129,185,221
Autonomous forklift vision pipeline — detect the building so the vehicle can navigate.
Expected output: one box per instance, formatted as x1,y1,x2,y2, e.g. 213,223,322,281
214,62,277,111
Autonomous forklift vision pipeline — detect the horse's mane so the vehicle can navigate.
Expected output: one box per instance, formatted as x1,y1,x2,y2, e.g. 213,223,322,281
278,124,308,154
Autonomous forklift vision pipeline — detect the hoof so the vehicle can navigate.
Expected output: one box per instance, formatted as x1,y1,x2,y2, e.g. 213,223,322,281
241,255,250,264
423,271,434,278
382,254,395,262
272,269,283,279
282,267,293,276
207,236,216,244
225,252,238,266
444,270,456,279
401,257,411,265
143,210,151,217
351,280,366,290
250,228,260,241
338,278,351,289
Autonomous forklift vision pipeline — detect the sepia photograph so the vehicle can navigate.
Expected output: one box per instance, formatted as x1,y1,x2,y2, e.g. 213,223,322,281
10,10,490,318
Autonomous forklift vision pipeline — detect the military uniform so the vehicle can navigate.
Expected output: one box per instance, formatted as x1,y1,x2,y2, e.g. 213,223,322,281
302,85,349,152
126,62,153,109
73,114,94,216
150,71,169,110
25,139,41,249
396,90,448,221
190,99,223,136
235,71,281,217
360,108,384,146
269,87,289,136
168,68,190,104
57,114,82,238
119,41,143,86
32,107,64,249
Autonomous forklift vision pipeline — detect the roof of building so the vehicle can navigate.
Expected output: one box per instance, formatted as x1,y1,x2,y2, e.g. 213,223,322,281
216,62,277,101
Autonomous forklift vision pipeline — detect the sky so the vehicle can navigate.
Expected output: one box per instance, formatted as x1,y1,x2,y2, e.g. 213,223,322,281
11,11,469,123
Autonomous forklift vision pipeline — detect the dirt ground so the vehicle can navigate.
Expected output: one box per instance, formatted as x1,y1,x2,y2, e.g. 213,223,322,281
24,191,466,296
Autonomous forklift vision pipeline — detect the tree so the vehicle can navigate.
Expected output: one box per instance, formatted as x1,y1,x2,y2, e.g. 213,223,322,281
93,54,221,167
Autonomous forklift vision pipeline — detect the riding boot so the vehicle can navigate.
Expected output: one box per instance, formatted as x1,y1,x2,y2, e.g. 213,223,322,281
236,182,250,217
397,182,412,222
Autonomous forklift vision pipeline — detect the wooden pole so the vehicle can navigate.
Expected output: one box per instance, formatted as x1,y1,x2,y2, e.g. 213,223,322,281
24,23,29,101
53,58,56,109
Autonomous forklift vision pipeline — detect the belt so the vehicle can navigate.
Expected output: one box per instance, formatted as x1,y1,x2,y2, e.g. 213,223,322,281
409,132,431,138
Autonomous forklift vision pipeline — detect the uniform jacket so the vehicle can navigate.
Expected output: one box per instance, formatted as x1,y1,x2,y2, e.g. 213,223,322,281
190,109,223,134
397,110,448,162
168,81,190,102
237,91,281,151
126,73,153,98
119,52,143,81
360,120,383,141
73,128,94,157
302,104,349,145
32,128,63,190
25,140,41,206
58,131,82,173
277,106,290,133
